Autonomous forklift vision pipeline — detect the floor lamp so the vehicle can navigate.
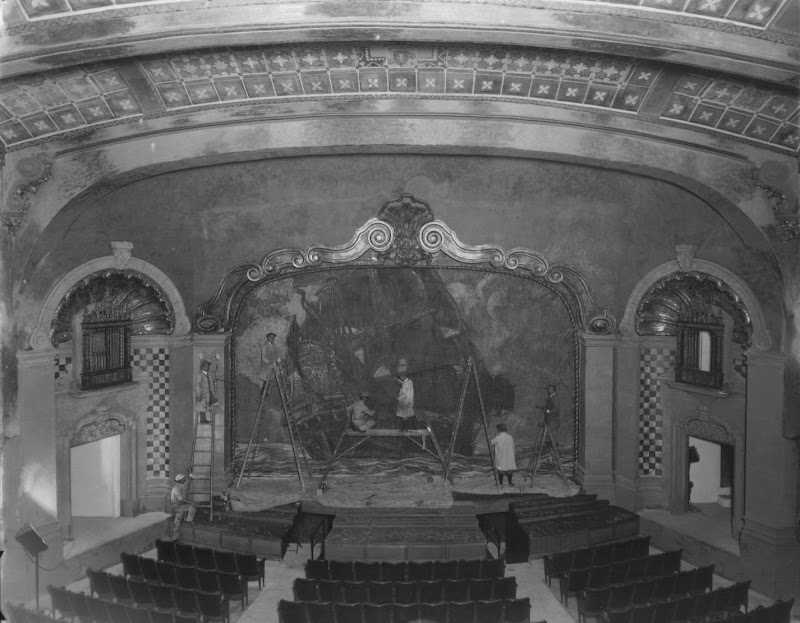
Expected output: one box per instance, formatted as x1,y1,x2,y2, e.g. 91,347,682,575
16,524,48,611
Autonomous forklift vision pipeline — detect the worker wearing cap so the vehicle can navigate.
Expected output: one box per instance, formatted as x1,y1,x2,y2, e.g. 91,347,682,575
349,392,376,432
170,472,196,533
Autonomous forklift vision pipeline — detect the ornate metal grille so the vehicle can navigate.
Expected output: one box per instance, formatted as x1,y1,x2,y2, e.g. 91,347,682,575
675,308,724,389
81,306,133,390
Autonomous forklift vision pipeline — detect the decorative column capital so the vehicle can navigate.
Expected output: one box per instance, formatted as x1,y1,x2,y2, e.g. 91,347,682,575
17,347,58,368
579,333,618,348
746,351,785,370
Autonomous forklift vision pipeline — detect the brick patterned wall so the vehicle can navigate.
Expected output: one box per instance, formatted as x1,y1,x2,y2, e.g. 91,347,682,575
638,347,676,476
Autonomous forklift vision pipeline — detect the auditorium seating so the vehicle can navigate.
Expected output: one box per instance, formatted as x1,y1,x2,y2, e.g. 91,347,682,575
544,537,652,585
560,550,684,605
277,596,532,623
305,557,505,581
278,556,532,623
150,540,265,589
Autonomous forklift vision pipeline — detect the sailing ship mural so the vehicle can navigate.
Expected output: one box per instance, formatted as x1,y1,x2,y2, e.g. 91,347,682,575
232,265,576,469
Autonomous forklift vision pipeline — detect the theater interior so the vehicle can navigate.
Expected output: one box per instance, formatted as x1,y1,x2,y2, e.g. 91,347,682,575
1,0,799,622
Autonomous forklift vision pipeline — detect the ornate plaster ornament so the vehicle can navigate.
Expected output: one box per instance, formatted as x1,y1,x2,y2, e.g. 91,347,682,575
752,167,799,241
2,156,52,236
111,241,135,269
674,244,697,272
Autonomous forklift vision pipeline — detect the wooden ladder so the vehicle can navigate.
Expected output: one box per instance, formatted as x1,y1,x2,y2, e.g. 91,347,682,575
188,412,216,520
524,423,567,486
273,361,313,492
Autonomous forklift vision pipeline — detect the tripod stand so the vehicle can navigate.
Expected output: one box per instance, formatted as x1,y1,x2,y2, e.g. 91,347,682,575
524,423,567,487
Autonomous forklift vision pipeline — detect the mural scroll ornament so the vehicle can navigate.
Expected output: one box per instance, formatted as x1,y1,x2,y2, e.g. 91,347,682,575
71,411,127,447
196,194,616,335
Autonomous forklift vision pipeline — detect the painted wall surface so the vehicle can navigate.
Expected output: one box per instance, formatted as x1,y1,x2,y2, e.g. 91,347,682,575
689,436,722,504
70,435,121,517
19,155,784,345
232,268,575,464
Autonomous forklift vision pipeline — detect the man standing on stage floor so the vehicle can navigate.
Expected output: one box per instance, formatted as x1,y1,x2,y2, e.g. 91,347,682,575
490,423,517,488
349,392,377,432
170,472,197,534
542,384,560,445
395,359,416,431
195,359,218,424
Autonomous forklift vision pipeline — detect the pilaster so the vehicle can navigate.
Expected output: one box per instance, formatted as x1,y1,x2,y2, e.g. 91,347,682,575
580,333,616,502
614,338,641,511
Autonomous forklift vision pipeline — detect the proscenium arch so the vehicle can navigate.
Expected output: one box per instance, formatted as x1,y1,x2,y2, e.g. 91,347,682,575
197,196,616,472
620,259,773,352
13,109,781,289
28,255,191,351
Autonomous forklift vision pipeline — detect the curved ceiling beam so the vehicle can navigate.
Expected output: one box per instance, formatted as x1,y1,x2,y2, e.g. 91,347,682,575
1,2,797,82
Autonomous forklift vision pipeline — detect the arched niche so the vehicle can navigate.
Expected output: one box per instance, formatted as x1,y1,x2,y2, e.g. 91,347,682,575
197,193,617,474
29,252,191,351
620,258,772,353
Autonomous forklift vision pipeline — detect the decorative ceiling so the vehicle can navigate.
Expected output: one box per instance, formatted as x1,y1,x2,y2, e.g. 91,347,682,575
0,44,797,153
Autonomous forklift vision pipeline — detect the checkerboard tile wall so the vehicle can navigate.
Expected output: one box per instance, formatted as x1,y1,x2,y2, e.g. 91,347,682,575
638,347,676,476
132,347,170,478
54,353,72,385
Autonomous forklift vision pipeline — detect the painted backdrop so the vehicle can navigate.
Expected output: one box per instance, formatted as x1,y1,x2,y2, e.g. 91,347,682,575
233,267,575,467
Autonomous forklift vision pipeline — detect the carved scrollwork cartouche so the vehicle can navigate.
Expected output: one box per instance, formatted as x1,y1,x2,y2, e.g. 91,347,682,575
680,416,735,446
195,194,616,335
71,414,127,447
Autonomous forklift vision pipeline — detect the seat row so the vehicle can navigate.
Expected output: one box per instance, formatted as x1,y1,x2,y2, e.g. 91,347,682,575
277,597,532,623
544,537,652,585
85,568,247,610
101,560,248,606
47,585,229,623
559,551,686,604
304,557,504,582
293,576,517,604
576,566,718,617
721,600,794,623
579,579,747,623
148,541,265,588
601,583,761,623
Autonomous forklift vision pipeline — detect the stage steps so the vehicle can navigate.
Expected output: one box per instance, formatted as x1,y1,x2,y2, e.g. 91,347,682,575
322,503,489,561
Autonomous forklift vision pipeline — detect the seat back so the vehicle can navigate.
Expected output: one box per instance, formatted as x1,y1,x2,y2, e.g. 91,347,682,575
109,573,132,602
504,597,532,623
235,553,260,577
652,599,677,623
419,601,447,623
481,557,505,579
582,587,610,613
367,581,394,605
572,548,593,570
393,581,418,604
588,565,611,589
692,565,715,594
126,606,151,623
458,559,483,580
196,568,221,594
334,602,362,623
393,603,421,623
632,604,656,623
219,572,244,599
194,547,216,571
643,553,665,578
475,599,503,623
612,540,634,563
626,557,647,582
363,603,393,623
407,561,434,581
330,560,355,581
138,557,160,583
174,566,197,590
47,586,74,619
354,561,382,582
174,542,196,567
592,544,613,567
448,601,475,623
433,560,458,580
609,561,629,586
293,578,319,602
662,549,683,574
156,561,177,586
443,578,469,602
155,539,177,563
381,562,407,582
305,559,329,580
173,587,198,615
632,536,652,558
277,599,307,623
418,580,443,603
651,575,675,602
66,589,91,619
149,608,176,623
469,578,494,601
86,596,109,622
149,583,176,611
121,553,142,578
196,591,226,621
341,580,369,604
632,579,655,606
494,576,517,600
214,551,237,574
305,602,334,622
317,579,343,603
87,569,113,599
608,584,635,611
105,600,130,623
128,578,153,608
